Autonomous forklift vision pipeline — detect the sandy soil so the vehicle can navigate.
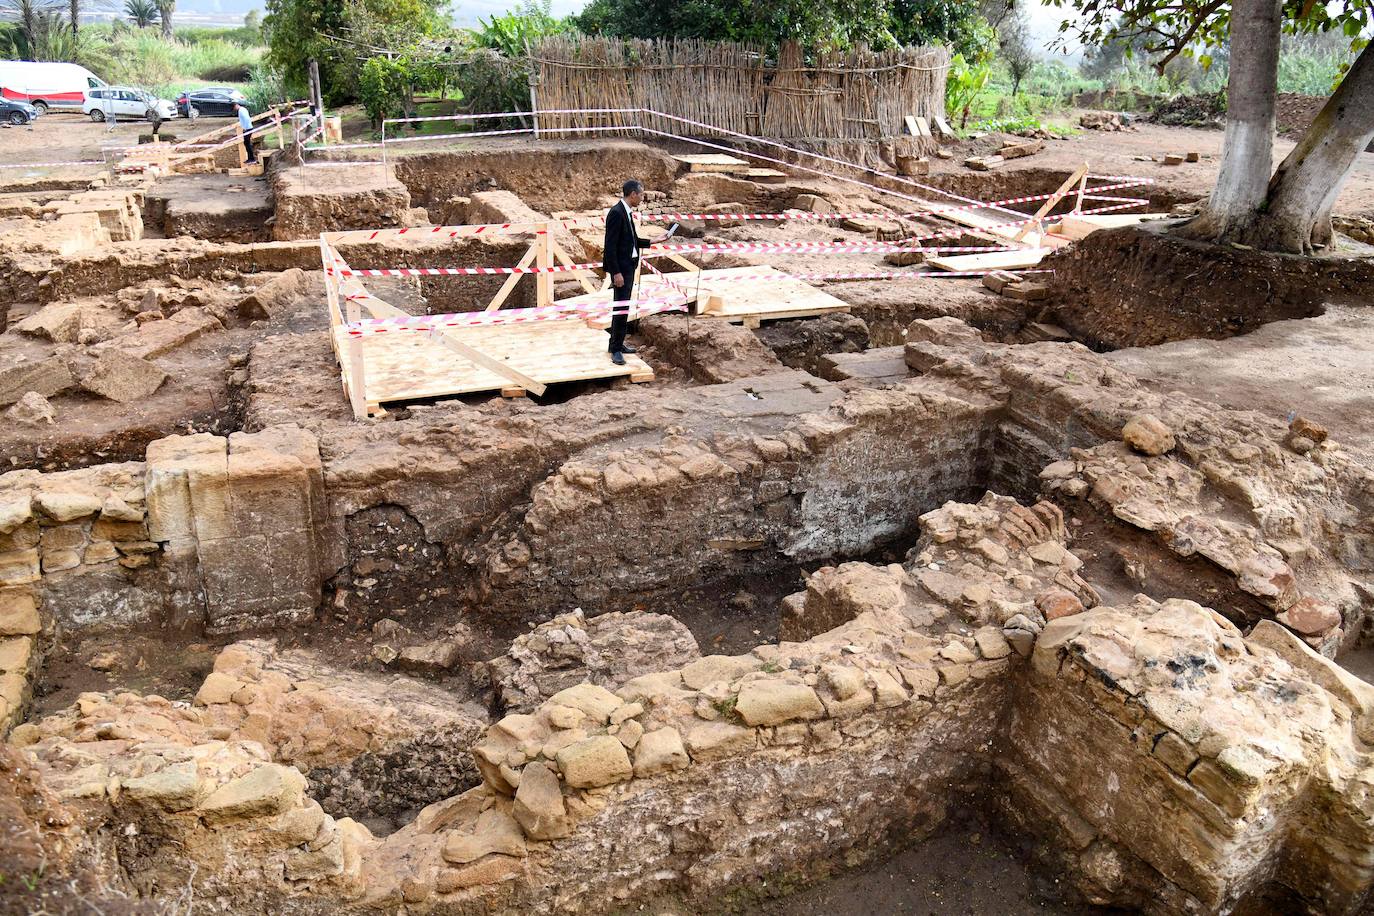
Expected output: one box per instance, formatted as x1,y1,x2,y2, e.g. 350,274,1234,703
1104,304,1374,457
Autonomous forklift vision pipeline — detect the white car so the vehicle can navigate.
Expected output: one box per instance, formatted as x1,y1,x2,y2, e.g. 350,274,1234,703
83,87,177,122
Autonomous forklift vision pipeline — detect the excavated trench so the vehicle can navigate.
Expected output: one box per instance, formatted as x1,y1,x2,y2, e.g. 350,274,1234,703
8,140,1374,915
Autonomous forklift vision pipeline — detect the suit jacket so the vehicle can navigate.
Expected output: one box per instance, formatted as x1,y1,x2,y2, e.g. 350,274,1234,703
603,202,651,278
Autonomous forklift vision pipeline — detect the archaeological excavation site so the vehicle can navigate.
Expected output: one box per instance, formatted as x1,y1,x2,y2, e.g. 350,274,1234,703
1,44,1374,916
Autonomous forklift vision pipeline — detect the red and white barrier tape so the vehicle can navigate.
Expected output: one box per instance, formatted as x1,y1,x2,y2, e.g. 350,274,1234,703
899,200,1151,244
342,295,688,337
638,181,1151,225
649,241,1014,256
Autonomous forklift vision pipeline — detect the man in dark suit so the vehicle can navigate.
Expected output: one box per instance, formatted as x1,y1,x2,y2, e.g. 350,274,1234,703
602,179,668,365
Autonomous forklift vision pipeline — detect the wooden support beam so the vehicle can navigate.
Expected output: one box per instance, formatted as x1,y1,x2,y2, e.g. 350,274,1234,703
536,221,553,307
549,239,599,295
346,333,367,420
485,244,539,312
427,327,548,396
1013,162,1088,242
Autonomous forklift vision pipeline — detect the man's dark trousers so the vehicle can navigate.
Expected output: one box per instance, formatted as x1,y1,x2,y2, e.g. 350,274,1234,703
609,257,637,353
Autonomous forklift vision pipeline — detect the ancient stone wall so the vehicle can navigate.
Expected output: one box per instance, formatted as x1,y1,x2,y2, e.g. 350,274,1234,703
0,424,328,637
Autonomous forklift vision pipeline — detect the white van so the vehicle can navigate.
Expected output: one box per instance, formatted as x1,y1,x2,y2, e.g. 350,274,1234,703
0,61,106,113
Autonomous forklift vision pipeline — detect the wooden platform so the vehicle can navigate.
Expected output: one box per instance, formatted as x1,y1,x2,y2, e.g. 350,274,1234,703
1049,213,1169,241
561,266,852,329
674,153,752,174
926,248,1053,272
333,319,653,409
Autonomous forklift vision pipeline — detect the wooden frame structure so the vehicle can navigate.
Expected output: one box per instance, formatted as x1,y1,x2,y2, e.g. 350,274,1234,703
320,220,658,419
120,102,307,174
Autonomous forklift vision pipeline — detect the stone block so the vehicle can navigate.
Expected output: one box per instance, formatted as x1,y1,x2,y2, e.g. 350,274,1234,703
443,807,527,863
555,735,633,788
0,590,40,635
0,354,76,408
547,683,624,724
145,433,228,542
634,727,689,777
122,761,207,811
0,493,32,535
1122,413,1175,456
0,636,32,673
237,268,310,320
114,307,221,361
78,349,168,403
199,763,307,823
735,679,824,727
34,490,101,523
513,761,572,840
684,721,755,762
0,549,40,587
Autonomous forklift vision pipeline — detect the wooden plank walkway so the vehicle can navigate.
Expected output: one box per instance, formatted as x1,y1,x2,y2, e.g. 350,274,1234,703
333,319,653,406
560,265,851,329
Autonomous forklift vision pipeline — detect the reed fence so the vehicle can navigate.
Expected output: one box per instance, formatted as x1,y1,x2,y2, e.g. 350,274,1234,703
530,37,949,140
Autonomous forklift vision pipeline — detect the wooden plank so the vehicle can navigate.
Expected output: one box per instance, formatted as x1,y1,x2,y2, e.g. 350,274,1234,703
333,320,654,404
926,249,1051,272
1013,162,1088,242
904,115,920,136
549,239,599,294
745,167,787,183
1049,213,1170,241
535,221,553,307
674,153,751,174
914,116,933,138
563,266,850,326
485,244,539,312
429,327,548,396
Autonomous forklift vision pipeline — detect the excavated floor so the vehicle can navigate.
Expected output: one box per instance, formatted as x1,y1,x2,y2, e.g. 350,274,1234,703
3,137,1374,915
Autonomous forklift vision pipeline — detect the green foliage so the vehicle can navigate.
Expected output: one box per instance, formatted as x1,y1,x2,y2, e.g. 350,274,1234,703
1046,0,1369,77
471,0,569,56
125,0,159,29
242,63,287,110
945,51,990,127
574,0,979,55
263,0,451,103
966,114,1077,138
98,30,262,85
359,54,412,125
448,46,526,118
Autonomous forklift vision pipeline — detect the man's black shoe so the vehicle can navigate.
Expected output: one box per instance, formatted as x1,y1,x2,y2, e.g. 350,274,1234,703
611,351,626,366
619,344,637,354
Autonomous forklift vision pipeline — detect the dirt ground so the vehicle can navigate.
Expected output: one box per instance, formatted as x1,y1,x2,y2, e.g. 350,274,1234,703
753,810,1076,916
1105,304,1374,456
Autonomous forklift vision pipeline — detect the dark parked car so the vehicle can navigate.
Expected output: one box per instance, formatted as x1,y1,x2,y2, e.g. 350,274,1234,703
0,98,40,125
176,87,249,119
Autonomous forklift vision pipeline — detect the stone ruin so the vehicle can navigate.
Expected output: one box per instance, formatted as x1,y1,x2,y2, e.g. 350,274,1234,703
1,137,1372,915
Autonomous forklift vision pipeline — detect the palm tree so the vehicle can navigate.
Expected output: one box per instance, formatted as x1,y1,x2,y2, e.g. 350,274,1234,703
156,0,173,38
124,0,157,28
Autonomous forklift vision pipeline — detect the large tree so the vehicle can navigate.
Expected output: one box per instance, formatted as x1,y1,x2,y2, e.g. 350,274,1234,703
157,0,172,38
575,0,992,56
1050,0,1372,253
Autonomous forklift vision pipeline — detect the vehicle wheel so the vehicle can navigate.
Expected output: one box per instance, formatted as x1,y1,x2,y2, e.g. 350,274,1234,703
31,100,48,114
145,109,158,122
89,109,105,122
186,106,199,120
8,111,26,126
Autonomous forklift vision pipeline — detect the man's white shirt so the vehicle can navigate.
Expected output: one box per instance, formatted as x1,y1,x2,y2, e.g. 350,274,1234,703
621,199,638,259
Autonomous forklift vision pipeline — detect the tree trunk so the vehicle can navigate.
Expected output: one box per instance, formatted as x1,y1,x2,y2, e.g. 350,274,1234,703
160,2,174,39
1175,0,1282,242
1246,44,1374,254
69,0,78,37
